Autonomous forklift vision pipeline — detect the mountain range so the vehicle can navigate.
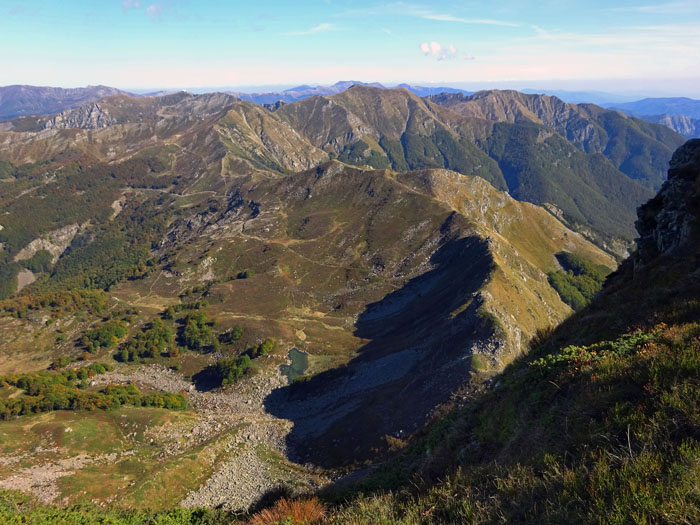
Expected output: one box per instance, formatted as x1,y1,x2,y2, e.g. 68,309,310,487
3,82,698,141
0,85,695,517
0,86,684,251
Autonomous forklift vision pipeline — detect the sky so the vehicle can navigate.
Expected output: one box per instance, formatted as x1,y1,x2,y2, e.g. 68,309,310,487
1,0,700,96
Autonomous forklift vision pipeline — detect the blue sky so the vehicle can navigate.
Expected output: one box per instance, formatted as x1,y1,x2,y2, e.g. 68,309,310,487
1,0,699,95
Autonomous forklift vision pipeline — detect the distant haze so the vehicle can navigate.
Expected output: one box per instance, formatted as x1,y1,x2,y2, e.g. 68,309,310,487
141,80,700,100
2,1,699,96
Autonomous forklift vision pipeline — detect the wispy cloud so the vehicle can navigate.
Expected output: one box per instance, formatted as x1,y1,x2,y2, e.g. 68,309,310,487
530,21,700,51
610,1,700,13
336,2,517,27
420,41,475,61
286,22,334,36
421,13,518,27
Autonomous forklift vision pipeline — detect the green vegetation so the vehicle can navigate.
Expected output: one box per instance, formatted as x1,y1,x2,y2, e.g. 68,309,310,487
0,289,108,319
0,156,171,258
82,320,128,353
0,262,21,300
548,251,612,310
1,363,112,395
379,136,409,172
213,355,252,386
0,152,176,298
162,300,209,320
0,363,184,417
218,325,244,345
181,311,218,351
50,355,75,369
0,490,235,524
0,362,186,417
470,354,489,372
247,337,275,358
211,337,274,386
117,318,173,362
0,160,14,179
21,249,53,273
47,198,166,291
236,269,255,279
338,139,390,169
485,122,653,242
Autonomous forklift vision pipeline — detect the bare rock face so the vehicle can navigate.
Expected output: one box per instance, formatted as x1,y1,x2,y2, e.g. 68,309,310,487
635,139,700,263
42,103,118,129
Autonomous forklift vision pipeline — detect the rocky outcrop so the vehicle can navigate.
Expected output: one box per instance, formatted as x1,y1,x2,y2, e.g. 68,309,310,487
42,103,118,129
635,139,700,263
13,222,90,262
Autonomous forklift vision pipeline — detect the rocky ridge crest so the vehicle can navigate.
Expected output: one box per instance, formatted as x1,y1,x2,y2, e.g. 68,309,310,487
636,139,700,263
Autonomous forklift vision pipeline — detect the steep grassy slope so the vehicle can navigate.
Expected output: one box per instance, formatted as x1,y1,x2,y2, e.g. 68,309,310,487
324,139,700,523
482,121,652,243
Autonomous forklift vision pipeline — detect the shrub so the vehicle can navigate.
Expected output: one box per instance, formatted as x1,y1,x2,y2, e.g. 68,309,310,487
249,497,326,525
248,337,275,358
181,311,217,351
219,325,244,345
83,320,128,352
22,249,53,273
214,355,252,386
117,318,173,362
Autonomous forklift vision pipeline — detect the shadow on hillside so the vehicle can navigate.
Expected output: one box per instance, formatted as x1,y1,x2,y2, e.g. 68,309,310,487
191,365,221,392
264,234,498,468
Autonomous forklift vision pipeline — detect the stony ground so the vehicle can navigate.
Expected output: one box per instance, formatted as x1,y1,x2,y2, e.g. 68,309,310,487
0,451,127,504
90,360,326,511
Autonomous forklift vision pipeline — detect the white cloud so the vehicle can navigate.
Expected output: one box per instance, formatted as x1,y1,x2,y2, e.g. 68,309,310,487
286,22,334,36
122,0,140,10
145,3,163,20
420,41,471,61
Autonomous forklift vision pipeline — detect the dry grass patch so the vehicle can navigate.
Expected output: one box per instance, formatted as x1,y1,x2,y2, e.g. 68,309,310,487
250,497,326,525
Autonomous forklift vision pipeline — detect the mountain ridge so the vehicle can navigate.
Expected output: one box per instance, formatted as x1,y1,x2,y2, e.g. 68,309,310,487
0,86,683,256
